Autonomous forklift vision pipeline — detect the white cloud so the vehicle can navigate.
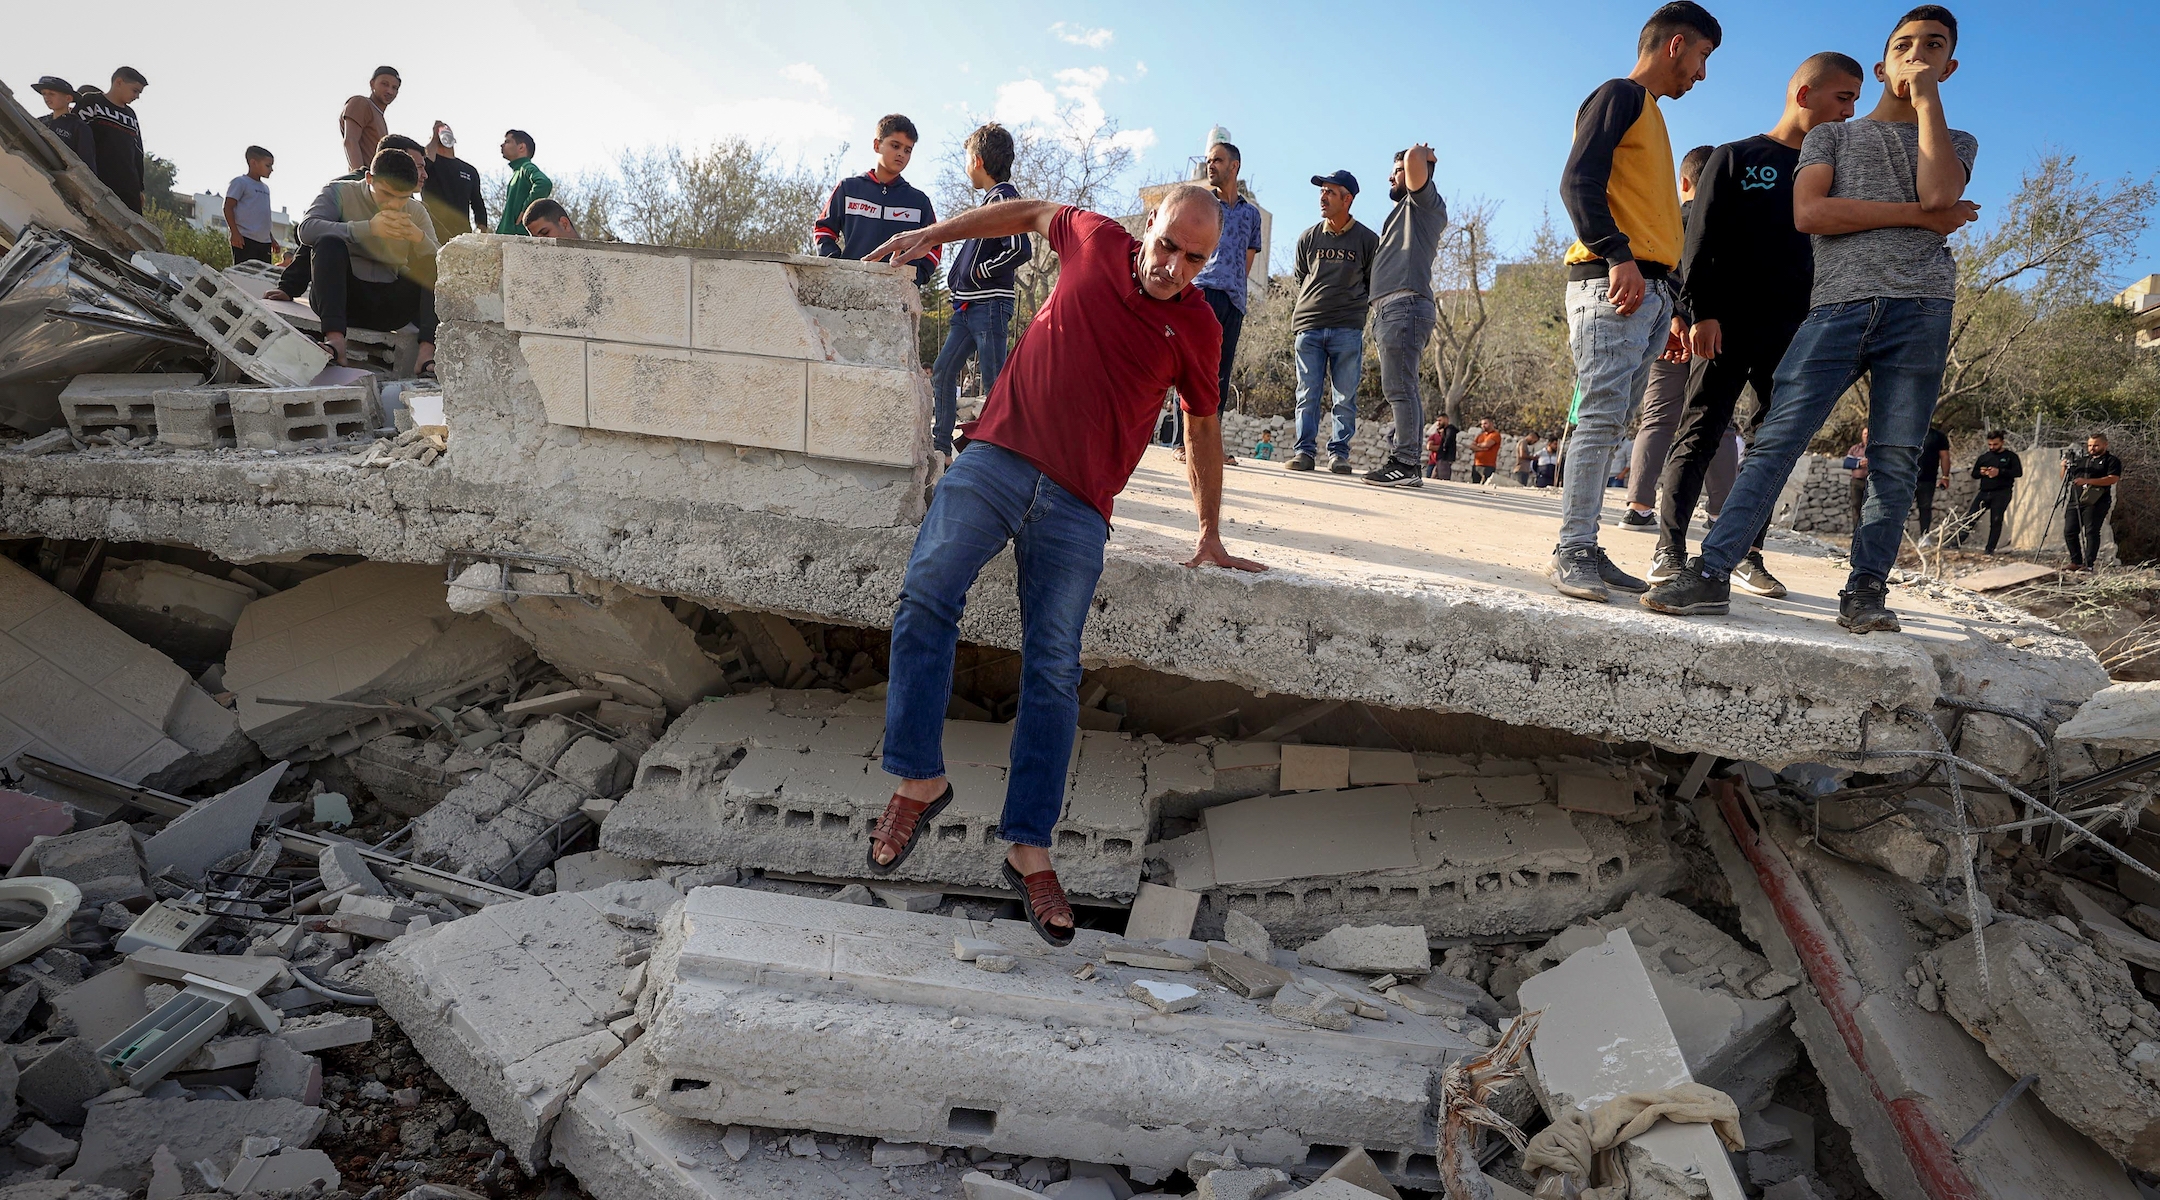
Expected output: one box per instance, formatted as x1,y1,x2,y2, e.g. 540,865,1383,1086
1109,128,1158,155
992,80,1061,129
1134,60,1149,77
780,62,827,93
990,65,1153,162
1050,21,1114,49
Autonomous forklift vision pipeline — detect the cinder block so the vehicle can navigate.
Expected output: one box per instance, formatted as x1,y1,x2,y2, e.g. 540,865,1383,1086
691,258,825,359
807,361,926,466
58,374,200,442
585,342,806,452
168,267,329,387
228,385,377,449
518,335,588,427
503,242,690,346
149,386,235,449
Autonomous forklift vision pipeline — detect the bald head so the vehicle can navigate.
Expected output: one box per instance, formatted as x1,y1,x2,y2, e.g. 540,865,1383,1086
1788,51,1865,131
1138,183,1223,300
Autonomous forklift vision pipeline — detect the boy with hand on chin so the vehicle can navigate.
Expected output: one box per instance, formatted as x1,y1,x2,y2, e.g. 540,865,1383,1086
1642,5,1980,633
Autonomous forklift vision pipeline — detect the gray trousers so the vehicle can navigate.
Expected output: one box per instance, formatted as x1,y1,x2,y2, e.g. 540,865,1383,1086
1626,356,1690,509
1374,294,1437,467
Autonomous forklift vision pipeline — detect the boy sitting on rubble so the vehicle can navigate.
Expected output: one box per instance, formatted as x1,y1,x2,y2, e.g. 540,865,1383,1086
297,148,442,379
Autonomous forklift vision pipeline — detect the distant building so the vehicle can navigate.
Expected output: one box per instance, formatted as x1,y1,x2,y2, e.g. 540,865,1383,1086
187,190,294,246
2118,274,2160,351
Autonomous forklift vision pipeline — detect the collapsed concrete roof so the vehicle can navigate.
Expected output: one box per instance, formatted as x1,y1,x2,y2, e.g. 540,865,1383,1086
0,234,2107,775
0,77,162,255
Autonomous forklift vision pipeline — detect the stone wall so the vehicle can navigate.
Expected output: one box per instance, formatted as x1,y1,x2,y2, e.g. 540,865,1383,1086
437,235,932,529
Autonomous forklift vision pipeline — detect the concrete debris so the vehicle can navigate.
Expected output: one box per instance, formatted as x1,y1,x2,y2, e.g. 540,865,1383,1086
1224,909,1272,963
27,825,144,908
476,581,727,714
1312,1146,1402,1199
1516,929,1747,1200
2055,681,2160,749
1194,1167,1293,1199
1296,925,1431,976
1935,915,2160,1169
141,761,284,884
1126,882,1202,941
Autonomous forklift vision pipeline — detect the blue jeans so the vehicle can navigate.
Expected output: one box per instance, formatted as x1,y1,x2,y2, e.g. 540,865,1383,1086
1700,297,1954,587
1374,295,1436,467
929,298,1014,454
1561,277,1672,549
1294,326,1364,460
882,443,1107,848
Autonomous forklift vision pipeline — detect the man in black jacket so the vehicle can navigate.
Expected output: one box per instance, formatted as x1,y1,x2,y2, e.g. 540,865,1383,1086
928,123,1030,456
74,67,147,212
2064,433,2122,571
31,77,96,174
422,122,488,239
1954,430,2021,554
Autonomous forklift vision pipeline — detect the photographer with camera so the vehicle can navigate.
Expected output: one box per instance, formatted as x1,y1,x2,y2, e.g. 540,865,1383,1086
2062,433,2122,572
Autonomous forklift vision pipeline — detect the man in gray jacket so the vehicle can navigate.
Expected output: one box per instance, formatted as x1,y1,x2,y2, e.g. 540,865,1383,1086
300,149,440,375
1286,170,1380,474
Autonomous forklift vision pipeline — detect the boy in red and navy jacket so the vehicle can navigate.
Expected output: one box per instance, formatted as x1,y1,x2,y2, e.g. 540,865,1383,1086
815,114,939,285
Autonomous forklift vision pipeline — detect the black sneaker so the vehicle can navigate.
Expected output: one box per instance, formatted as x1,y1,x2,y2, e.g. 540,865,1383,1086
1286,453,1316,472
1620,508,1657,532
1329,456,1353,475
1640,561,1731,615
1362,460,1424,488
1549,545,1610,601
1838,577,1900,634
1591,546,1649,593
1646,544,1688,584
1734,551,1789,598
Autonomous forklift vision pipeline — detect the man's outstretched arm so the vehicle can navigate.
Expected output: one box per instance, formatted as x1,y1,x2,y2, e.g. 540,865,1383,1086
866,199,1061,269
1181,411,1265,573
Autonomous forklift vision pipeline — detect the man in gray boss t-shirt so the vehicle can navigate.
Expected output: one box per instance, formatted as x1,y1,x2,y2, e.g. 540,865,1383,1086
1286,170,1380,474
1643,3,1980,635
1362,144,1450,489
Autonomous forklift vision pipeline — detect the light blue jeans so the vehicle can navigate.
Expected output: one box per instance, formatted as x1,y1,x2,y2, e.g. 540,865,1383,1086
882,443,1107,848
1699,297,1954,587
1293,326,1364,461
1561,276,1672,549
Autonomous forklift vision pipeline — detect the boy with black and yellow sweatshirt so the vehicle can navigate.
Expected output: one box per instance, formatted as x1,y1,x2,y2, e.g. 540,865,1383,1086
1549,2,1721,603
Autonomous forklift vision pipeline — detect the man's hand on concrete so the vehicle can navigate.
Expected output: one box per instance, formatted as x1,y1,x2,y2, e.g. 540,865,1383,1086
1607,260,1646,316
867,229,939,269
1184,534,1265,573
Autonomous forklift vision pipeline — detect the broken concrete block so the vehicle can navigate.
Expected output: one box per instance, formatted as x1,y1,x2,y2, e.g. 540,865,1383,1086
1293,1183,1404,1200
1196,1167,1293,1200
12,1120,78,1167
248,1037,323,1105
2055,682,2160,749
1125,882,1202,941
146,385,236,449
1817,812,1943,883
228,384,376,449
1554,769,1638,817
554,850,654,893
0,556,250,792
223,562,528,758
1045,1179,1120,1200
167,267,329,386
1313,1146,1403,1199
1347,750,1419,787
142,761,285,884
87,559,255,670
1066,1163,1137,1200
964,1172,1039,1199
221,1147,339,1194
1270,979,1354,1030
60,1095,324,1192
483,583,726,714
57,374,197,441
30,824,144,908
953,937,1002,961
830,883,874,905
16,1038,117,1125
365,880,676,1169
1104,942,1203,971
1205,945,1293,999
1225,910,1272,962
1297,925,1431,975
641,888,1468,1176
871,885,944,913
552,736,633,797
1128,979,1202,1013
1279,745,1351,791
1516,929,1745,1200
1936,915,2160,1169
318,841,387,897
974,953,1017,974
1384,986,1467,1019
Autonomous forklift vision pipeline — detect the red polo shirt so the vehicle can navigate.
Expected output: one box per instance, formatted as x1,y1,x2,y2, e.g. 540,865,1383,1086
965,207,1222,523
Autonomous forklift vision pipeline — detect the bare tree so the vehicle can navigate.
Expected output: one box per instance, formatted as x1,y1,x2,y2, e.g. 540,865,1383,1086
483,138,839,252
1430,198,1500,427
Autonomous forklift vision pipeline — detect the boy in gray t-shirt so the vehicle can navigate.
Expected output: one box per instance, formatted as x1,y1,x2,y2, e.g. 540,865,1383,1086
1642,3,1982,636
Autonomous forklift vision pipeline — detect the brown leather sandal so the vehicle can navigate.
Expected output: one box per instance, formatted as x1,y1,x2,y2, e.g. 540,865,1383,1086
1001,860,1075,948
866,783,953,876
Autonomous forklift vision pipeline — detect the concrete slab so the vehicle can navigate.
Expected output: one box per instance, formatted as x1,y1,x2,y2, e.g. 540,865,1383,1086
1516,928,1745,1200
59,1096,325,1192
142,761,285,884
222,561,528,758
0,556,248,791
366,878,680,1169
1179,783,1673,942
640,887,1477,1174
601,691,1153,898
477,584,726,714
2056,682,2160,750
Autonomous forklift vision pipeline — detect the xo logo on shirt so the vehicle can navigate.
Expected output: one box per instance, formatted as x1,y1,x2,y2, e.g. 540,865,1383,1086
1742,165,1780,191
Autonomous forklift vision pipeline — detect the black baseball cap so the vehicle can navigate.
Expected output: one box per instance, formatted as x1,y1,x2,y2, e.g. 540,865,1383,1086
32,76,74,97
1310,169,1359,196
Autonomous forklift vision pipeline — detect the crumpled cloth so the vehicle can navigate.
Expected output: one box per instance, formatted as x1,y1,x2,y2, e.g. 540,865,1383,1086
1522,1082,1743,1200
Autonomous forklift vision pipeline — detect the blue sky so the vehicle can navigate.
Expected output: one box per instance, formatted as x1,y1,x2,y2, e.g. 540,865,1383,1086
8,0,2156,288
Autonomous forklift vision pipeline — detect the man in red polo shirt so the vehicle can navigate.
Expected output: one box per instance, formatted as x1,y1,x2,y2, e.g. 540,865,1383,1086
857,185,1264,945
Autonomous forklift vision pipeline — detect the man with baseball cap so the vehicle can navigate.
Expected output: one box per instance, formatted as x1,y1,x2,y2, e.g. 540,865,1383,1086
1287,169,1379,474
341,67,401,172
30,78,96,173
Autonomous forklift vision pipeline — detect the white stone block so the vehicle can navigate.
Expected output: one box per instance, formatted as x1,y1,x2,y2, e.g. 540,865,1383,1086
503,243,690,347
585,343,806,452
519,335,588,427
692,258,826,359
807,361,924,467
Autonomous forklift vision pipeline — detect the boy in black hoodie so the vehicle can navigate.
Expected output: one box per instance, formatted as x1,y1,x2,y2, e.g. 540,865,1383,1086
928,124,1032,456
